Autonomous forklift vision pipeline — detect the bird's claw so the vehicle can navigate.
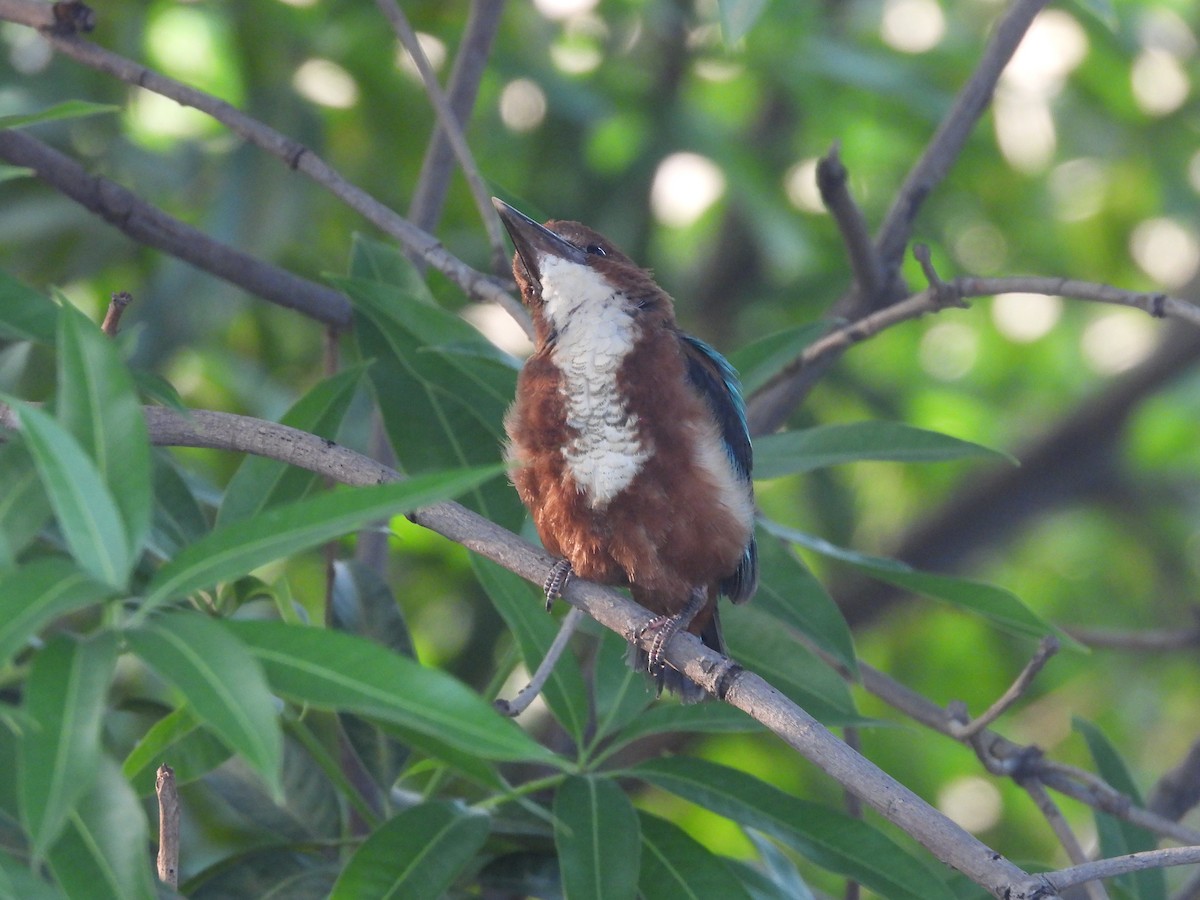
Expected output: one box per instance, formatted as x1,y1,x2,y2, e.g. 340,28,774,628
635,614,677,674
542,559,573,612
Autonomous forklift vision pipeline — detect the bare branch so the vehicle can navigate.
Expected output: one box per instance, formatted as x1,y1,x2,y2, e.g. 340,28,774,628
949,636,1059,739
155,763,180,889
0,130,352,328
495,607,586,717
1021,778,1111,900
1068,625,1200,652
816,144,885,301
375,0,508,273
101,291,132,337
1041,847,1200,896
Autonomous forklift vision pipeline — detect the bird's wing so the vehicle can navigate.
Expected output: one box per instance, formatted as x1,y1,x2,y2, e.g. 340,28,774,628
679,334,758,604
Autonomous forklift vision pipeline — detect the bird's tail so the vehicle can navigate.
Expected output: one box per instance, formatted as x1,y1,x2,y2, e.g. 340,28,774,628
628,606,725,704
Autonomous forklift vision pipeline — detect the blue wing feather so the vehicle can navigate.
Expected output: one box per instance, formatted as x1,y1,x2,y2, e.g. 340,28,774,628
679,334,758,604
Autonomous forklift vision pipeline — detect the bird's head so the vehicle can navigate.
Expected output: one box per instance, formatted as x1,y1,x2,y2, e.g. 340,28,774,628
493,198,673,345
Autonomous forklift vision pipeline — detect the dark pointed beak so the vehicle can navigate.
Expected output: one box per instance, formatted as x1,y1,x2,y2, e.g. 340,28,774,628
492,198,587,285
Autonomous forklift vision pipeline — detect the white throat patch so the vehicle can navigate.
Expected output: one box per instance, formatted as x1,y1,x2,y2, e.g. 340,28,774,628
540,255,650,508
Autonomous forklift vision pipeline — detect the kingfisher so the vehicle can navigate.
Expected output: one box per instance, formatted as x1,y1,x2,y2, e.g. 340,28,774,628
493,198,757,702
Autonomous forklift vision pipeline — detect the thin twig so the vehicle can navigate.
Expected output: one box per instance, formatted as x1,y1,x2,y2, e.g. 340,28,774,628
155,763,180,889
950,636,1060,739
0,130,352,328
374,0,508,274
495,607,586,717
100,291,132,337
1041,846,1200,896
1068,625,1200,652
816,144,885,301
1021,777,1111,900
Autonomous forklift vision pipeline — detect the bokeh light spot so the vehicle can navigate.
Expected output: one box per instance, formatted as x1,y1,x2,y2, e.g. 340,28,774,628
650,152,726,227
992,292,1062,343
880,0,946,54
499,79,548,132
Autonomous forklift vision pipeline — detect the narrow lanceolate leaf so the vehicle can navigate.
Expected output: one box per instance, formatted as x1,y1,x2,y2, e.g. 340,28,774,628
11,402,132,589
0,558,113,666
634,757,956,900
56,303,152,555
761,519,1078,647
45,756,156,900
729,321,830,396
472,556,589,742
753,422,1014,480
139,464,503,616
554,776,640,900
0,442,52,567
20,633,118,855
0,100,119,130
330,802,490,900
121,705,231,795
217,365,367,525
126,611,283,800
225,619,559,765
1075,718,1167,900
638,812,753,900
717,0,769,42
0,848,65,899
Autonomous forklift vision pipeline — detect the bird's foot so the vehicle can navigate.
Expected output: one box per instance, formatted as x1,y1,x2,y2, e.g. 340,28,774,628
634,587,708,674
542,559,573,612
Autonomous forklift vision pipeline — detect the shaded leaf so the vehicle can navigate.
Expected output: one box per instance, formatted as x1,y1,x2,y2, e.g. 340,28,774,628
127,611,283,799
472,555,589,742
0,442,51,567
122,706,232,796
590,629,654,743
217,365,367,525
0,558,113,666
148,452,210,558
601,702,759,758
10,402,132,588
225,619,559,765
634,757,955,900
1075,718,1166,900
44,757,156,900
56,303,152,554
754,422,1013,480
0,848,65,899
140,465,503,615
730,321,830,396
554,776,640,900
638,811,753,900
0,101,119,130
0,270,57,343
718,0,769,42
20,633,118,855
330,801,490,900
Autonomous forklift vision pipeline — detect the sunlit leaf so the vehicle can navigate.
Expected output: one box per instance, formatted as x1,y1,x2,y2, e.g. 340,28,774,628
225,619,560,765
140,465,503,615
217,365,367,525
20,633,118,855
634,757,955,900
554,776,640,900
329,801,489,900
0,558,113,666
472,556,588,742
126,611,283,800
639,811,753,900
754,422,1014,480
56,303,152,555
10,402,132,589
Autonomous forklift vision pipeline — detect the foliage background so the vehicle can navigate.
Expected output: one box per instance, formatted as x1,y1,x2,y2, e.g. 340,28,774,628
1,0,1199,895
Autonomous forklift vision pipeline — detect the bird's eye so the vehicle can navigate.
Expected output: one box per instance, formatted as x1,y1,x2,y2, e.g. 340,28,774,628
584,244,607,257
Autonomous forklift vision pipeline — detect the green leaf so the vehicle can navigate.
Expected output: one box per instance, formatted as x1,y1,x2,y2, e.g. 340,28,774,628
225,619,560,765
126,611,284,800
56,303,152,555
148,451,210,558
753,529,856,677
634,757,955,900
340,240,522,529
9,402,132,589
0,100,120,130
762,519,1078,647
330,801,490,900
638,811,753,900
121,705,232,795
554,776,640,900
217,365,367,525
602,701,759,759
471,556,589,742
0,271,57,344
44,756,156,900
729,322,830,396
139,464,503,616
0,558,114,666
1075,718,1166,900
754,422,1014,480
0,848,65,899
718,0,769,42
590,629,654,743
723,605,862,724
0,164,34,183
0,442,51,567
19,633,118,855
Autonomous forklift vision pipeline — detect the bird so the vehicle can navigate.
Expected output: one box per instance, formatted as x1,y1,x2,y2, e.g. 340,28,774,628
493,197,757,702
